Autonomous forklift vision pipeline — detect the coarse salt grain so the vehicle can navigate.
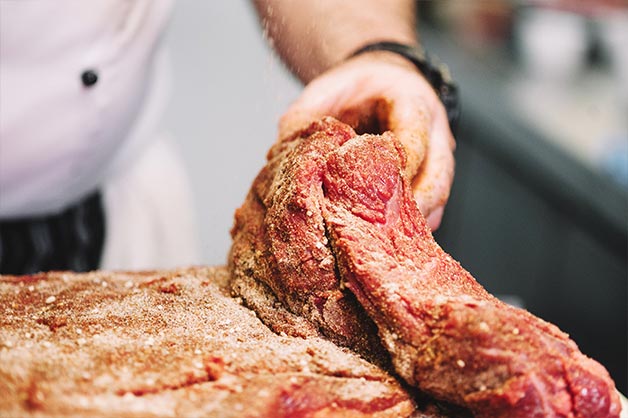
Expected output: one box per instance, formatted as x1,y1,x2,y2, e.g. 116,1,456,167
319,256,333,268
478,322,490,332
124,281,133,288
28,286,35,292
45,296,56,304
456,359,466,368
306,210,313,217
512,328,520,335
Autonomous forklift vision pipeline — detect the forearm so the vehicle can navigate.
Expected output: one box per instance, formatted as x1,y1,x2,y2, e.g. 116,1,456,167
254,0,417,83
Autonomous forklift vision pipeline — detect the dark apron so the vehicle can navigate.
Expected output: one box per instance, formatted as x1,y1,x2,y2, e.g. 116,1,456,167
0,192,105,275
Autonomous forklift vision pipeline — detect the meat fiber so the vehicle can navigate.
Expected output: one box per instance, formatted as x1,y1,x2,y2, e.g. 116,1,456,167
230,117,621,418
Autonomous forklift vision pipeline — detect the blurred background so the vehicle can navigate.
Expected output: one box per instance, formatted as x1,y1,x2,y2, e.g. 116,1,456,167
163,1,627,393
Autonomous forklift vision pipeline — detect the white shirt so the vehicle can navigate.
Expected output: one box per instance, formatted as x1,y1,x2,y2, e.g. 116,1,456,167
0,0,173,218
0,0,200,270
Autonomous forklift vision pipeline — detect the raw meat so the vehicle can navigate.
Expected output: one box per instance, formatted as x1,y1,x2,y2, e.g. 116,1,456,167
230,119,387,363
1,267,443,417
230,117,621,418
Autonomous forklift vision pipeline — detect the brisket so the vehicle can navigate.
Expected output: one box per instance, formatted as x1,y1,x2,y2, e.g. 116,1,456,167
229,117,621,418
0,267,431,417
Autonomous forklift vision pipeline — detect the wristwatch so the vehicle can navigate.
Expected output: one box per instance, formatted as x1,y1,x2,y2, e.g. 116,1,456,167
350,41,460,133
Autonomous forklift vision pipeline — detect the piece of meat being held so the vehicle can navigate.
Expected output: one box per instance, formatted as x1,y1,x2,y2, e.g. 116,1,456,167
230,117,621,418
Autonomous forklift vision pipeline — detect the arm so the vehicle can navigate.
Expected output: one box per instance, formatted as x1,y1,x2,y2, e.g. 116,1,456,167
254,0,417,83
255,1,455,230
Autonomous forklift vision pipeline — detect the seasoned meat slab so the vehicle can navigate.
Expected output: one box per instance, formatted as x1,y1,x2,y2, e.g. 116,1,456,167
230,120,386,363
230,117,621,418
0,267,427,418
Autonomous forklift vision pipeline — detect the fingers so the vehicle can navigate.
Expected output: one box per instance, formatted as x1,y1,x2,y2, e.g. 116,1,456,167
410,104,456,230
386,94,431,179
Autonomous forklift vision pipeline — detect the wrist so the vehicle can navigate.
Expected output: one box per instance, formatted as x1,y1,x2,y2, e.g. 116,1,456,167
345,48,419,74
305,35,417,83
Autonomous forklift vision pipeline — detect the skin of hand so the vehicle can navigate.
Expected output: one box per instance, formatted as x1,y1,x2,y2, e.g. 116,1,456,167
279,51,456,230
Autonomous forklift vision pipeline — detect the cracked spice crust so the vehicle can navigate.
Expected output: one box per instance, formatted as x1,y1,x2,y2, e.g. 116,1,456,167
229,119,389,363
0,267,420,418
229,117,621,418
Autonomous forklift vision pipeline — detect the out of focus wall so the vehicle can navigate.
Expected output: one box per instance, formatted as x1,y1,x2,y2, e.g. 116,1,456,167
163,1,300,265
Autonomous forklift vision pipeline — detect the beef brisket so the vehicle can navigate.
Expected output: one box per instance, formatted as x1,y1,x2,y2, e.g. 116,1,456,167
1,267,431,417
230,117,621,418
230,120,387,362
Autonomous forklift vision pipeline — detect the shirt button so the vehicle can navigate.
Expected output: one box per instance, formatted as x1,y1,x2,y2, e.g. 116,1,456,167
81,69,98,87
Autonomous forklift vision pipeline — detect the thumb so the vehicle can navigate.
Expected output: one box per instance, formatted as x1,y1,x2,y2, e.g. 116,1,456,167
278,107,323,141
410,104,455,229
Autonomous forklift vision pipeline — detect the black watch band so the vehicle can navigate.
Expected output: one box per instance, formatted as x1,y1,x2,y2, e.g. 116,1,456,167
350,41,460,133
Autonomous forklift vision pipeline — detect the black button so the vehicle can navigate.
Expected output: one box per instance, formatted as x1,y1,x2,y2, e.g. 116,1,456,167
81,69,98,87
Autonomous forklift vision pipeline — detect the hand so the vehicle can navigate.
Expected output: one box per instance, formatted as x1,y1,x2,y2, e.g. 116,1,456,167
279,51,456,230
